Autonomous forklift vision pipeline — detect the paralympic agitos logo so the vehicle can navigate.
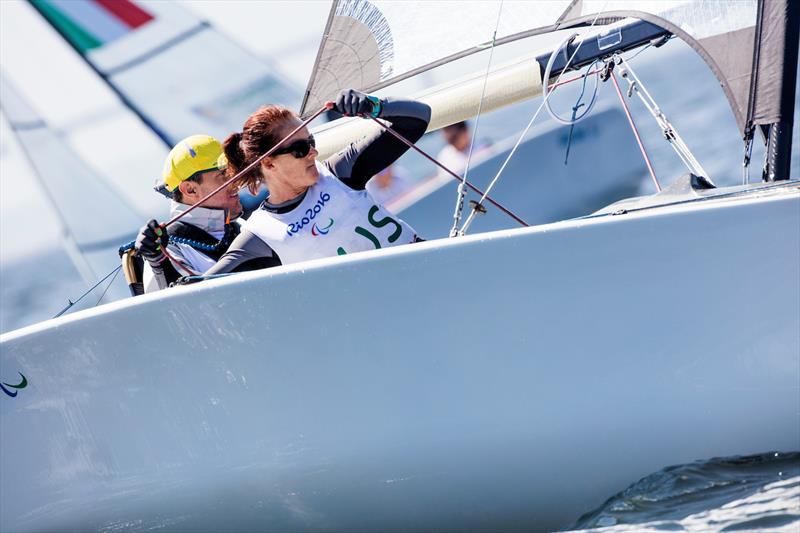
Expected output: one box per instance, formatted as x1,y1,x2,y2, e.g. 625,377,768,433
1,372,28,398
311,218,334,236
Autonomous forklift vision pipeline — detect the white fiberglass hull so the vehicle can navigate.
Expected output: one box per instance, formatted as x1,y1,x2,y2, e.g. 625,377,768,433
1,184,798,532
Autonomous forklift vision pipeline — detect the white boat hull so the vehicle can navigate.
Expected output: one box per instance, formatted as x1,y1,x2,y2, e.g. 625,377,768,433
1,184,798,532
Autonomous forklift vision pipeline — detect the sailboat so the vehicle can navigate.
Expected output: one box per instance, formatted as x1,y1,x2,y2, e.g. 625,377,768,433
1,1,798,532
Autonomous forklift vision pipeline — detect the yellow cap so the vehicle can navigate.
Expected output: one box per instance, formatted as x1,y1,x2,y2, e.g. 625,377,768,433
161,135,228,191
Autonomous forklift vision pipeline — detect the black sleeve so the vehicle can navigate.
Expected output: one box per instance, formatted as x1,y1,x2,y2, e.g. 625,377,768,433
324,97,431,190
149,259,182,290
205,229,282,276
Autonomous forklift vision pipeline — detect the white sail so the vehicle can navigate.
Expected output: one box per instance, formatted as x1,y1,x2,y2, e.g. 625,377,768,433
31,0,299,145
0,73,145,284
302,0,570,114
301,0,758,132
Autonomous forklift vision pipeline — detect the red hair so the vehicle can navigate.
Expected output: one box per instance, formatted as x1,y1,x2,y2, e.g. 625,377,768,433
223,105,296,191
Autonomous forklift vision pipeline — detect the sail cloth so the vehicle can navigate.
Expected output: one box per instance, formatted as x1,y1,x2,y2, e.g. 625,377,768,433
0,73,144,281
302,0,766,135
30,0,298,145
302,0,571,116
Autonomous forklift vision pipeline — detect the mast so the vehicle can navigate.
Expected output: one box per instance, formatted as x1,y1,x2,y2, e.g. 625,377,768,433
764,1,799,181
747,0,799,182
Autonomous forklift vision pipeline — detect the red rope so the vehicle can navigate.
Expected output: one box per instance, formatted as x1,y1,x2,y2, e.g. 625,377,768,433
609,71,661,192
163,103,333,228
366,115,528,227
547,68,602,91
162,248,199,276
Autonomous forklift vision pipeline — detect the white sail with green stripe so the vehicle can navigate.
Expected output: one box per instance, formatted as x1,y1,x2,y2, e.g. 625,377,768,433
31,0,155,53
30,0,299,146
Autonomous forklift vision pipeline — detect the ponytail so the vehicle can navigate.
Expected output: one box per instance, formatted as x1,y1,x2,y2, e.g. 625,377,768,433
223,131,256,193
223,132,246,174
226,105,297,194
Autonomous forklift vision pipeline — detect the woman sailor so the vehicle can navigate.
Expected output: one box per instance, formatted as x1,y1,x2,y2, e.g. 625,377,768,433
205,89,431,274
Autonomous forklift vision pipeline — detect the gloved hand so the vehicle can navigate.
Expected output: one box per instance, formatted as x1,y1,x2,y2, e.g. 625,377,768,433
334,89,381,117
135,219,169,265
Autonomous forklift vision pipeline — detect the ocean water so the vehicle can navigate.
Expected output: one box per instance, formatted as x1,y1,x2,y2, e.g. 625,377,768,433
1,39,798,532
565,452,800,533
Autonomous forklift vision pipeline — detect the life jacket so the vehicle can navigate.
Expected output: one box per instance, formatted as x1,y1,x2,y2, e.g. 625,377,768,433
166,220,240,262
244,163,417,265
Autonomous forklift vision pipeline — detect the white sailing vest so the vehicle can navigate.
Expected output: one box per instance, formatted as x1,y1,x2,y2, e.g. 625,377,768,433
244,163,417,265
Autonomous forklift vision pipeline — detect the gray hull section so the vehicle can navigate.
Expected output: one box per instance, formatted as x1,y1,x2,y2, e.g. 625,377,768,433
1,187,799,532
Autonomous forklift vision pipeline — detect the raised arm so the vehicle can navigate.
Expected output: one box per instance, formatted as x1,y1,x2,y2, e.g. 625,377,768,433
325,92,431,190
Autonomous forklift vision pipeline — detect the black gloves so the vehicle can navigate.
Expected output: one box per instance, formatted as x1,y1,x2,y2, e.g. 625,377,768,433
135,219,169,265
334,89,381,117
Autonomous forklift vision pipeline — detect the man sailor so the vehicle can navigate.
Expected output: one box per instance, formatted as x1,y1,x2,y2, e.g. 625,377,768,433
135,134,277,292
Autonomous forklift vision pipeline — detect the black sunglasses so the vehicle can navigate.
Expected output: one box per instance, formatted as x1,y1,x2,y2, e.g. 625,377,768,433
273,135,316,158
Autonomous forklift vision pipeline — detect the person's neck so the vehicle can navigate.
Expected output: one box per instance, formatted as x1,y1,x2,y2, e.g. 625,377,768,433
267,183,308,205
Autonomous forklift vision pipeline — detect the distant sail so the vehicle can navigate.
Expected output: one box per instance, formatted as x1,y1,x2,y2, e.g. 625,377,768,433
0,73,145,283
31,0,154,53
30,0,299,145
301,0,761,133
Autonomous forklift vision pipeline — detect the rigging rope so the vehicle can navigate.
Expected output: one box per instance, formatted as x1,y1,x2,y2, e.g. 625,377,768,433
612,53,710,181
563,59,601,165
542,34,600,126
54,265,122,318
94,264,121,306
609,68,661,191
459,7,608,236
366,115,527,226
449,0,504,238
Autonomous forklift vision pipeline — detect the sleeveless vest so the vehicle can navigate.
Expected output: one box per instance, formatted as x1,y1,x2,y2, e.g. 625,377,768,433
244,164,417,265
